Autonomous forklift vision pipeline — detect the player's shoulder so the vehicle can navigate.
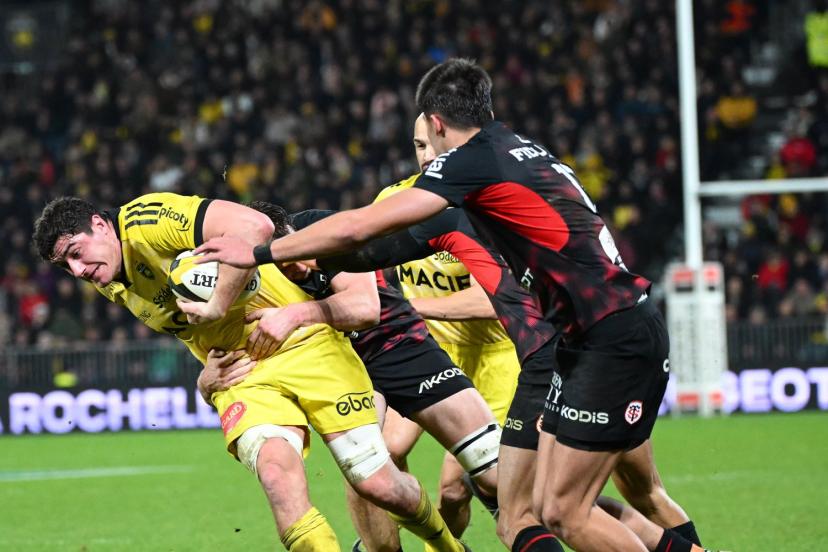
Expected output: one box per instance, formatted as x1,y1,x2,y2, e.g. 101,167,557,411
374,173,420,203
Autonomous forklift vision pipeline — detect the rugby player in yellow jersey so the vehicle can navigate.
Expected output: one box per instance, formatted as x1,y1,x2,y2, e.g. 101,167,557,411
345,115,521,550
33,193,469,552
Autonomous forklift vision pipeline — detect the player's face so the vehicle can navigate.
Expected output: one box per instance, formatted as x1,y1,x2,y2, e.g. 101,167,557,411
278,261,311,281
52,215,122,286
413,113,436,171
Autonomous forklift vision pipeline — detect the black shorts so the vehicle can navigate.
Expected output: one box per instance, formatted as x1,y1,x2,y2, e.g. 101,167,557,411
367,335,474,418
501,338,558,450
541,300,670,452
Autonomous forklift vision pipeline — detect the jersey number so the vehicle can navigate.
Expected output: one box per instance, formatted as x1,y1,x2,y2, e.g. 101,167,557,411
551,162,628,271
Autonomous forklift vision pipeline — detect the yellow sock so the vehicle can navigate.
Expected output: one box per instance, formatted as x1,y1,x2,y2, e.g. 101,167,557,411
388,484,463,552
280,507,340,551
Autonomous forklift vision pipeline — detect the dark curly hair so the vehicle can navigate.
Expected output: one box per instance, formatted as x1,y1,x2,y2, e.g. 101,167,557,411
415,58,494,130
33,197,100,263
246,200,292,239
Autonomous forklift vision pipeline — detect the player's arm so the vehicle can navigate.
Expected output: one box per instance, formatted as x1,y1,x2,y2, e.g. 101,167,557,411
409,275,497,321
193,188,449,267
318,228,435,273
245,271,379,359
178,200,274,324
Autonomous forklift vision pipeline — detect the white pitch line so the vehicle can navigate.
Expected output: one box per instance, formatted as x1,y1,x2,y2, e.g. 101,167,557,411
665,469,774,484
0,465,195,483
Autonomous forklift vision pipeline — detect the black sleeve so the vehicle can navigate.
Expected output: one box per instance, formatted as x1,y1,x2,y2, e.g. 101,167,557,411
318,230,433,273
290,209,337,230
317,209,464,273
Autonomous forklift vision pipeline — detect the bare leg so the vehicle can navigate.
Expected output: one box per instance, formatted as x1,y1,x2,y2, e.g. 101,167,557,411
254,426,340,550
437,451,471,537
345,400,417,551
613,439,691,528
256,426,314,533
532,432,646,552
496,445,548,548
411,388,499,497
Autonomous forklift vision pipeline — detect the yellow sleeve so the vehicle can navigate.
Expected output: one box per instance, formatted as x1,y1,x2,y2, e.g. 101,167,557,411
120,192,210,254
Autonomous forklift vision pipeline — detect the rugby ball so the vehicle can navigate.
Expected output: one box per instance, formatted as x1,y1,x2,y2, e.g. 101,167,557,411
168,250,261,303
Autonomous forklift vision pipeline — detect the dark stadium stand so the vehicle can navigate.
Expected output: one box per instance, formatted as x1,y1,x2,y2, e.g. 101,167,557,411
0,0,824,357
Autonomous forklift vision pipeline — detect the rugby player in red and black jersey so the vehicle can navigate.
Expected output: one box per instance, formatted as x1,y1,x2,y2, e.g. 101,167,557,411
195,59,716,552
320,203,708,552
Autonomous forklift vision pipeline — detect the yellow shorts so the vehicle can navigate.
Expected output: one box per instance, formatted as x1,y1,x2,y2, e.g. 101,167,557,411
212,330,377,458
437,340,520,425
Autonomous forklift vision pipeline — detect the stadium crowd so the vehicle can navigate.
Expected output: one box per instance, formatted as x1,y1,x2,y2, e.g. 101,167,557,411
0,0,825,354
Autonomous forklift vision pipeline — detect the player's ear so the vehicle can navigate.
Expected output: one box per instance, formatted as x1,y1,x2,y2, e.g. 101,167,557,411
90,213,107,231
428,113,446,137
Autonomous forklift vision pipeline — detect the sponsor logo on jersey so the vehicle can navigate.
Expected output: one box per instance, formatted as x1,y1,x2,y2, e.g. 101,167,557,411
504,417,523,431
520,268,534,290
135,262,155,280
335,391,375,416
152,285,175,309
560,405,609,425
432,251,460,264
625,401,643,425
398,265,471,292
138,310,152,322
418,367,464,394
423,148,458,179
220,401,246,435
159,206,190,231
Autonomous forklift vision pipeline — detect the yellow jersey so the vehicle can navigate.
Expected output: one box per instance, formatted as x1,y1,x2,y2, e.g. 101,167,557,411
95,192,333,363
374,175,510,346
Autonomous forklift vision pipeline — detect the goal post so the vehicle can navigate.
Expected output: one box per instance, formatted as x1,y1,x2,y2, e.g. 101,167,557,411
672,0,828,416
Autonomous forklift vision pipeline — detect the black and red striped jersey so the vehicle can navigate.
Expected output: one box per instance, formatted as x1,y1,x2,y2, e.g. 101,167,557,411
412,121,651,339
291,210,429,364
319,208,557,363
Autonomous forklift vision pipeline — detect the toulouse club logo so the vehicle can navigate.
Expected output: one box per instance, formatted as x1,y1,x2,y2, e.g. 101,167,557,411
625,400,643,425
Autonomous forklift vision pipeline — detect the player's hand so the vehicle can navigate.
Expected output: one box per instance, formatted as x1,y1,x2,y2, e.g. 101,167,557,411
197,349,256,404
193,237,257,268
176,298,227,325
245,307,302,360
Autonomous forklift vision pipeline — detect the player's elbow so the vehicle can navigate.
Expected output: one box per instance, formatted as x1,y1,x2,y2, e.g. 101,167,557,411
353,293,381,329
250,211,276,243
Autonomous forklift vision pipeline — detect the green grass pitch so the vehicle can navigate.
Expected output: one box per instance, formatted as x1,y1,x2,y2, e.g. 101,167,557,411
1,412,826,550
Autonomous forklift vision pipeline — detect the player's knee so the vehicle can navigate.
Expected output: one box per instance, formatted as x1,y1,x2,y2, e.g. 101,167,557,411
237,424,304,480
385,439,410,469
328,424,391,491
539,500,573,537
539,498,585,540
439,474,471,508
496,497,534,545
450,423,501,482
625,483,671,517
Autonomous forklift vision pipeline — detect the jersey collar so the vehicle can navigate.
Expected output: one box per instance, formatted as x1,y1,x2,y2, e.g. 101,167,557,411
103,208,131,288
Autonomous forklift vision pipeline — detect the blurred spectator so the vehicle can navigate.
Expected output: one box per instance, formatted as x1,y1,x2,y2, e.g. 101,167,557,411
0,0,825,348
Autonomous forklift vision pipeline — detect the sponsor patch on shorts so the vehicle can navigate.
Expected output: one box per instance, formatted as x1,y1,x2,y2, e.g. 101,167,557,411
221,401,246,435
625,400,643,425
